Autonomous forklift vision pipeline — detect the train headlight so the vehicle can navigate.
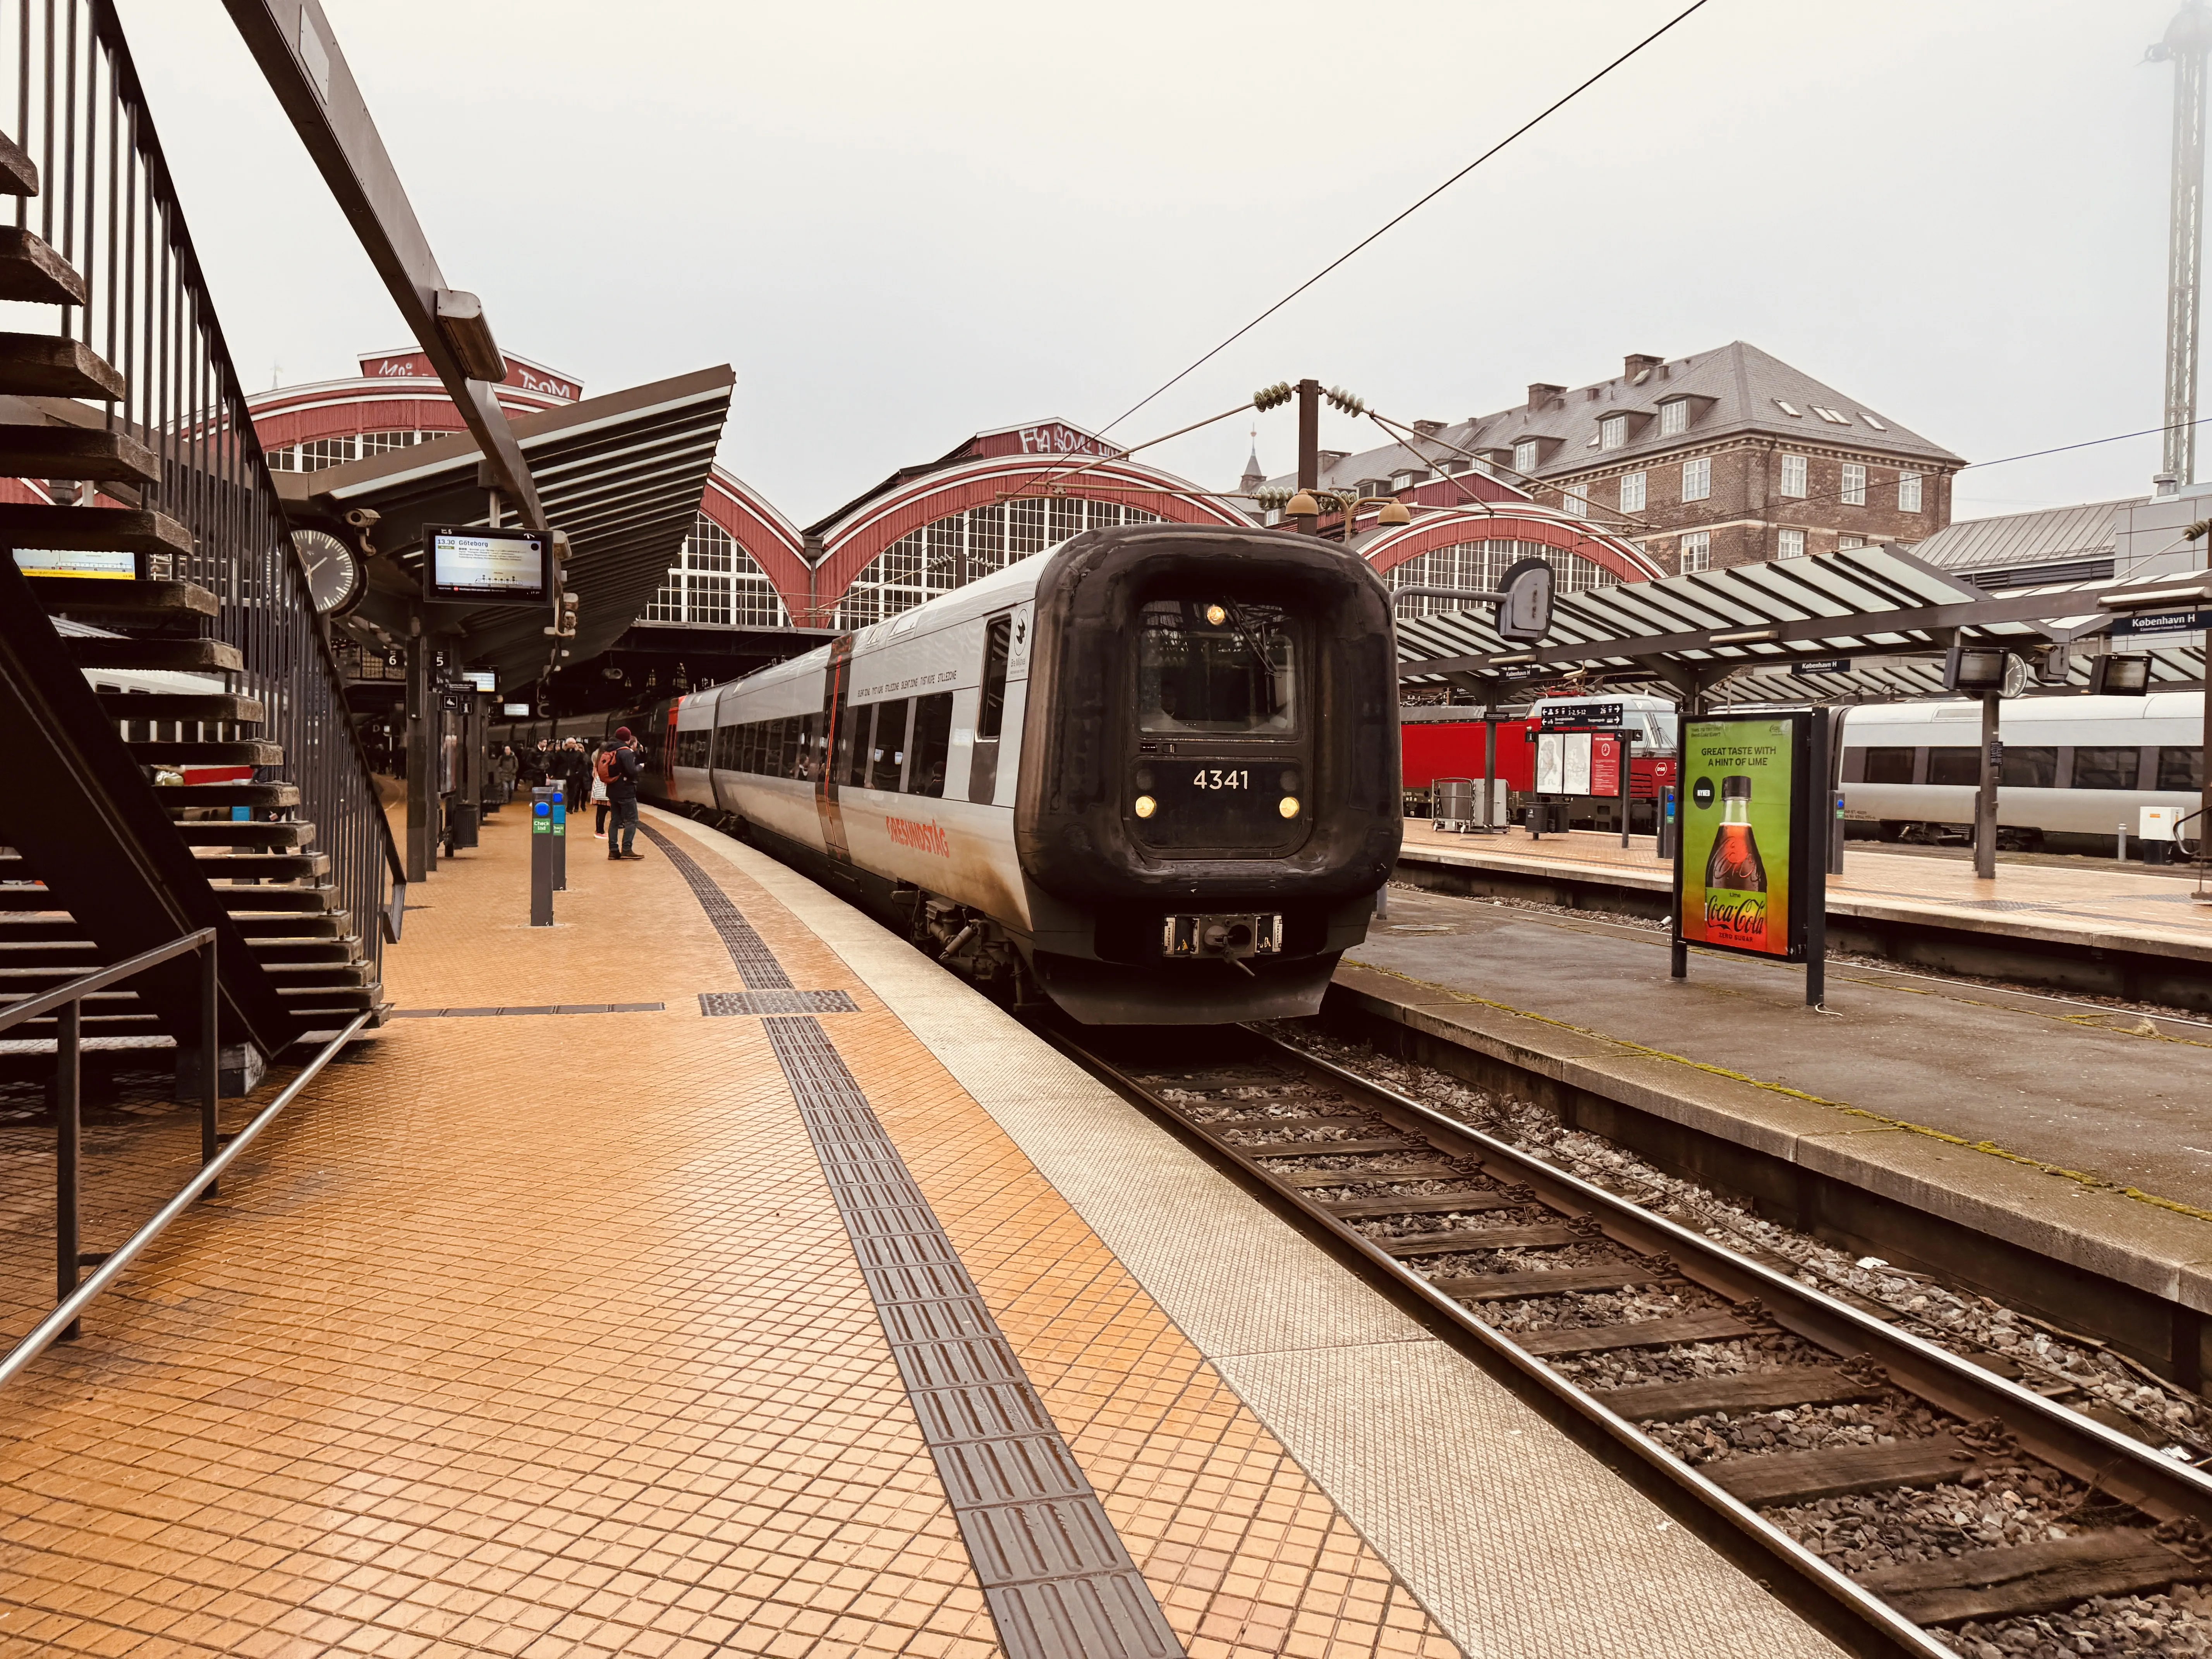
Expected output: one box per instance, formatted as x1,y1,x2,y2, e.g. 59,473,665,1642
1134,795,1158,819
1279,796,1300,819
1205,603,1228,626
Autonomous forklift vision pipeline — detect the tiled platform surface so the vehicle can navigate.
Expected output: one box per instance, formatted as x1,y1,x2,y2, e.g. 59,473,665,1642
1400,822,2212,960
0,800,1839,1658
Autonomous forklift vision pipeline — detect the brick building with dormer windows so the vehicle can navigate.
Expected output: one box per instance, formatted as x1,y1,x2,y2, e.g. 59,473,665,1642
1260,342,1963,576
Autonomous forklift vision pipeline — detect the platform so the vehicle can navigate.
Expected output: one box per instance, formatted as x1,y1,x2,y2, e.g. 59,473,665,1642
0,801,1841,1658
1340,879,2212,1378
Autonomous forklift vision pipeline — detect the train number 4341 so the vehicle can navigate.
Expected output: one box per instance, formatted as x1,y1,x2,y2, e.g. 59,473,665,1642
1192,769,1249,790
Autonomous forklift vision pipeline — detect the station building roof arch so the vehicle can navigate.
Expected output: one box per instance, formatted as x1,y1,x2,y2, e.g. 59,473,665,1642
804,419,1248,626
1356,503,1666,604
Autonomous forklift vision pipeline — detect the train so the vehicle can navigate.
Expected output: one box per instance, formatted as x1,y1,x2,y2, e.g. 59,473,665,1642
1400,695,1681,830
500,523,1402,1024
1837,692,2207,852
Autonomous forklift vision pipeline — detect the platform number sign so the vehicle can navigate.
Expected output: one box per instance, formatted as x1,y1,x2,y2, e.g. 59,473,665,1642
1672,713,1814,963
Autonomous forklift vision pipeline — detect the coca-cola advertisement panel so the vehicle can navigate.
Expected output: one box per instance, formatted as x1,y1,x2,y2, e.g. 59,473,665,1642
1674,713,1810,961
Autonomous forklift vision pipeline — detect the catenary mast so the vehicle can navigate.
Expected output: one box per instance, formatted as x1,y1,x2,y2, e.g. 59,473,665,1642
2153,3,2212,484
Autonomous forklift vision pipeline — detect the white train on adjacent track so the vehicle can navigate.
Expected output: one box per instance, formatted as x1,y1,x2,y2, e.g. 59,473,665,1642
1839,692,2206,850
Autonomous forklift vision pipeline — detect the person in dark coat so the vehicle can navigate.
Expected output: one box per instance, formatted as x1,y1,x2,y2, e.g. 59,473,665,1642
562,738,591,816
605,728,646,859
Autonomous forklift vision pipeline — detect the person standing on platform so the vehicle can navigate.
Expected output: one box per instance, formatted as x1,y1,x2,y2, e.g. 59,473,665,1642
590,745,612,840
563,739,591,818
606,728,644,860
494,745,519,802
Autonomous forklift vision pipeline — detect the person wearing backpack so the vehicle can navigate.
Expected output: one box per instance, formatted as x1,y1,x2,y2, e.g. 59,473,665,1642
591,743,616,839
604,728,645,860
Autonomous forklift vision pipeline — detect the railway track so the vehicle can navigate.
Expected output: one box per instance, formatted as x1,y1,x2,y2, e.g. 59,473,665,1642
1049,1022,2212,1659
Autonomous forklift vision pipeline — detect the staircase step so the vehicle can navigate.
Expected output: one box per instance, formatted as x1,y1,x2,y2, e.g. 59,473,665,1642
0,334,125,400
191,852,329,880
0,916,82,939
67,637,239,674
245,937,358,965
265,959,371,987
0,131,36,197
279,982,379,1012
232,914,348,941
97,691,262,723
127,740,284,767
0,503,191,557
0,415,158,483
218,884,340,914
0,228,88,306
27,574,216,619
0,886,62,911
156,782,299,810
172,821,314,847
0,941,98,967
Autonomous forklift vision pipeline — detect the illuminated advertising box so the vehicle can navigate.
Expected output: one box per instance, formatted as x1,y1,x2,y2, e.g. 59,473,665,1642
423,525,549,605
1673,712,1813,962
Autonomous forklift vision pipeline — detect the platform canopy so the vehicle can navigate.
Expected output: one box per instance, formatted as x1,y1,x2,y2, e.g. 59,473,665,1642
276,366,735,685
1395,544,2210,704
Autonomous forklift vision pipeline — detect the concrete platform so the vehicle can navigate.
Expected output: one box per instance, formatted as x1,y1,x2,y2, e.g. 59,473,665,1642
1395,824,2212,1007
0,800,1840,1659
1340,881,2212,1384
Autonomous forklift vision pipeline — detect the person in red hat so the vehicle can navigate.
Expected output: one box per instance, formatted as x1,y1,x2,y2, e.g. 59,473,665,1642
603,726,646,860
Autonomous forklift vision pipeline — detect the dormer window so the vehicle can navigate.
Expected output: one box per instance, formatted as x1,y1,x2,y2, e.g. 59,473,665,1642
1860,412,1889,431
1600,414,1627,450
1659,400,1688,437
1773,399,1803,417
1513,440,1539,474
1812,406,1850,424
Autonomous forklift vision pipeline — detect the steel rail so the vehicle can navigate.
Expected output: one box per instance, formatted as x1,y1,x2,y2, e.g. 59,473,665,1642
0,1010,369,1391
1049,1022,2212,1657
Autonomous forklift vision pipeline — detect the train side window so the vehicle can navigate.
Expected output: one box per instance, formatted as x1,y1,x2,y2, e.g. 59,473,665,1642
752,720,771,774
977,617,1013,741
711,723,733,771
872,699,911,791
907,692,952,798
2072,746,2139,790
840,705,876,787
804,713,826,781
2159,746,2204,792
1863,747,1915,784
1926,748,1980,786
2000,746,2056,788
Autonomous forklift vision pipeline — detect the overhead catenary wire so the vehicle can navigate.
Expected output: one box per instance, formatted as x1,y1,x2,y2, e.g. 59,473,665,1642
1089,0,1714,445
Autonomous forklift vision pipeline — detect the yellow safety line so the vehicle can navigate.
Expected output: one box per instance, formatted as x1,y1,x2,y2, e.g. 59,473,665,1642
1346,958,2212,1228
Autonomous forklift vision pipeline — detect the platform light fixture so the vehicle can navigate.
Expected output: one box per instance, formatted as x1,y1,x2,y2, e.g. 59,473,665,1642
433,288,507,383
1284,490,1320,518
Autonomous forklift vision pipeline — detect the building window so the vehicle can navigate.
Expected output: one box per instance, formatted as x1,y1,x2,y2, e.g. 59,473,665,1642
1561,487,1589,518
1659,400,1688,437
1681,456,1711,501
358,429,421,456
1513,440,1539,474
1840,463,1866,506
1618,472,1646,513
1773,399,1803,418
1898,470,1923,512
648,512,787,628
1779,453,1807,498
1679,531,1711,574
1599,414,1626,450
1383,538,1617,616
838,498,1154,626
1472,456,1495,479
1839,534,1865,549
292,435,357,471
1812,406,1850,424
1777,527,1807,559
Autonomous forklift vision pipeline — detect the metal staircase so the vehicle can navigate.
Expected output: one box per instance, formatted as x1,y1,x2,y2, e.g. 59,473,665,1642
0,1,400,1080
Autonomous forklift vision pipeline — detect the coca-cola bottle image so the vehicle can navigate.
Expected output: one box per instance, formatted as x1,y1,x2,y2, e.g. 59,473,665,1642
1702,775,1769,949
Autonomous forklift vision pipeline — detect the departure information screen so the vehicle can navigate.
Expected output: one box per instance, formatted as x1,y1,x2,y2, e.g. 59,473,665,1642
424,526,548,604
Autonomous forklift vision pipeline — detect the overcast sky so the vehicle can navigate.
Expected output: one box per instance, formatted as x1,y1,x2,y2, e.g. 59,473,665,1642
112,1,2202,529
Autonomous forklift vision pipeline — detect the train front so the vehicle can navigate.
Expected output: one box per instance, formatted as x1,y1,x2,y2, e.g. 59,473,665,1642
1015,524,1401,1023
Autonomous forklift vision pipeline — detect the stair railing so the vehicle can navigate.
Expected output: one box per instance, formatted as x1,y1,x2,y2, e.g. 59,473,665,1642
6,0,403,982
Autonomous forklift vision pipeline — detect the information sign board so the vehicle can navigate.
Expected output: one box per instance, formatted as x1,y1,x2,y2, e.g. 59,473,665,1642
1791,658,1851,676
1534,731,1565,793
1591,734,1623,797
1539,701,1622,731
1562,730,1592,795
423,525,550,605
2110,607,2212,637
1673,712,1813,961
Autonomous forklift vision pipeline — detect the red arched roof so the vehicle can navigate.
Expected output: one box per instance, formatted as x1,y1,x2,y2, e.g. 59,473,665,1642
698,468,809,609
1358,507,1664,584
810,455,1244,620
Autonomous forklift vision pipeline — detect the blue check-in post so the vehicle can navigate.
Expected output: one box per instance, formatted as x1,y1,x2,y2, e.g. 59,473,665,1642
551,795,568,892
531,786,561,926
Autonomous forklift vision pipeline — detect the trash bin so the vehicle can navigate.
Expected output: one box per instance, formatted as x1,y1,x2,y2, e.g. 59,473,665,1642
1433,778,1475,831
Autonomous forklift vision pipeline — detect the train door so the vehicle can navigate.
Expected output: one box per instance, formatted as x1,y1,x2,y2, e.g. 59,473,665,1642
815,636,856,867
967,612,1014,805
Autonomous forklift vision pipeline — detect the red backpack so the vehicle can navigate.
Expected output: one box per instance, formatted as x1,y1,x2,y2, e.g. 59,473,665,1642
594,747,620,785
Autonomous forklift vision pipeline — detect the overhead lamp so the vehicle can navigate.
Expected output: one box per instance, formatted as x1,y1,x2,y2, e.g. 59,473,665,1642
1376,498,1412,526
1709,626,1778,645
1285,490,1320,517
433,288,507,382
2096,575,2212,610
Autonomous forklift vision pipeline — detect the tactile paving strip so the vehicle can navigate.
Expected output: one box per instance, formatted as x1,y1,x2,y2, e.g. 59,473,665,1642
699,989,859,1016
648,823,1184,1659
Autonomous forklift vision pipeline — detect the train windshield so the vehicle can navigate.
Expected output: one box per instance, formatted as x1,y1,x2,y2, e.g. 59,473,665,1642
1137,599,1298,735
